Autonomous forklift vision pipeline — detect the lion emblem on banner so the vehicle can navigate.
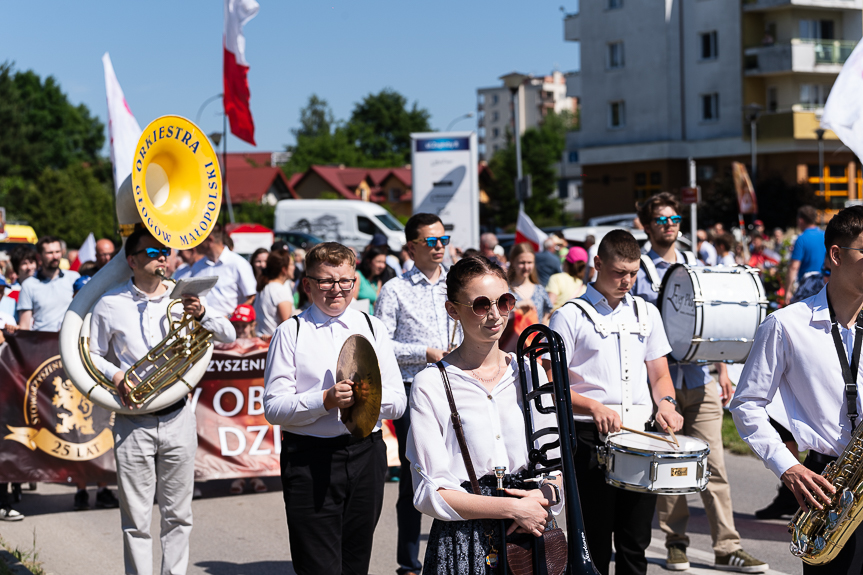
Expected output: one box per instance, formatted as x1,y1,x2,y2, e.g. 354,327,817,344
51,376,94,435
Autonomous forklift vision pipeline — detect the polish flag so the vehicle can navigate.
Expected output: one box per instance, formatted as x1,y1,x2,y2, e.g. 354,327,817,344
71,233,96,272
515,209,548,252
102,53,142,193
224,0,259,146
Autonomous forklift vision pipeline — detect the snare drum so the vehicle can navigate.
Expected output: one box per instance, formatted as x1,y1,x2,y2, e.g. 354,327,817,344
597,432,711,494
658,264,767,363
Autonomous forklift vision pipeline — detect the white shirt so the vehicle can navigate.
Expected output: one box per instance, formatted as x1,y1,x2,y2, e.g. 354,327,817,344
406,358,561,522
172,263,192,280
718,253,737,266
698,241,718,266
189,247,257,317
254,281,293,336
89,279,236,380
548,284,671,421
731,285,862,479
263,304,406,437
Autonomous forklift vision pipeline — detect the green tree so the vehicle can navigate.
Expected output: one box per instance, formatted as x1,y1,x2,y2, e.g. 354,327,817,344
485,111,575,229
234,201,275,229
347,88,431,165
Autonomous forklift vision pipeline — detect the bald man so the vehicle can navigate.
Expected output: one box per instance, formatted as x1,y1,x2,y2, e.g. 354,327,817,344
95,239,116,270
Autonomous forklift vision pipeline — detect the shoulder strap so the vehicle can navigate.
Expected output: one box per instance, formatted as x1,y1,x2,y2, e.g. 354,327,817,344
631,296,650,337
640,254,662,293
566,298,611,337
292,316,300,338
436,361,481,495
361,311,375,338
682,250,698,266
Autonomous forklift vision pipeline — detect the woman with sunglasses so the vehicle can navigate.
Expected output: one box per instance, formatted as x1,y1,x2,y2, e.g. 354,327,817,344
406,255,562,575
507,242,553,324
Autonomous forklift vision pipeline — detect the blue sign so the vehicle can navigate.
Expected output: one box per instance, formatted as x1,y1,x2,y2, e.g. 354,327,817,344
415,137,470,152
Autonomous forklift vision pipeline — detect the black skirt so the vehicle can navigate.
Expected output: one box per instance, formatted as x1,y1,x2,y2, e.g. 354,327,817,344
423,475,537,575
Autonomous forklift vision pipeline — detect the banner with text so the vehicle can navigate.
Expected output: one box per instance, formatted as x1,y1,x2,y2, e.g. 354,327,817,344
0,333,280,483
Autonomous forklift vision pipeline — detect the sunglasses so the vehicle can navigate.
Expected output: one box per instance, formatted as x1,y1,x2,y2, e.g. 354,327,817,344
654,215,682,226
413,236,450,248
133,247,171,259
307,277,356,291
453,293,516,317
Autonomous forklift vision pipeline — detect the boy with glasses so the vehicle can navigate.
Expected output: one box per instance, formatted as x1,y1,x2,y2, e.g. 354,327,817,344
375,213,461,575
264,242,406,575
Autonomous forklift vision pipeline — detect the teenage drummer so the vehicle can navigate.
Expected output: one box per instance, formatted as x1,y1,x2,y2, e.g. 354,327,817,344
632,192,768,573
263,242,406,575
544,229,683,575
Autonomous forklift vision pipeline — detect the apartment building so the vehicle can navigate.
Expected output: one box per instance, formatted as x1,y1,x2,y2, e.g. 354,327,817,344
477,71,583,215
564,0,862,219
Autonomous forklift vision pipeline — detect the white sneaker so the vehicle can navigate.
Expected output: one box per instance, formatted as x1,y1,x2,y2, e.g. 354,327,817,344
0,506,24,521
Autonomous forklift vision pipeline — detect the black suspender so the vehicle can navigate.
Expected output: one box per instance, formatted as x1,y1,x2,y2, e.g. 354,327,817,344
292,311,375,339
827,296,863,430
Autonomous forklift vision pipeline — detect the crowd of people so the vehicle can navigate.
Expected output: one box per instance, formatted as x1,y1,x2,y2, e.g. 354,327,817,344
0,196,847,575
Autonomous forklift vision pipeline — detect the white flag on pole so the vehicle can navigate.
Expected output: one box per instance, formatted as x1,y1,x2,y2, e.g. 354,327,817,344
102,53,142,194
515,209,549,252
820,40,863,160
77,233,97,265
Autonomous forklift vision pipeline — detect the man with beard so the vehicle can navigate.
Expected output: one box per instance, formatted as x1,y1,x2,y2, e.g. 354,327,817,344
631,193,767,572
18,236,79,331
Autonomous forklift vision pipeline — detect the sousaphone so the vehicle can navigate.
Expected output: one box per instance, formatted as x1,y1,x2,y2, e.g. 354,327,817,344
59,116,222,414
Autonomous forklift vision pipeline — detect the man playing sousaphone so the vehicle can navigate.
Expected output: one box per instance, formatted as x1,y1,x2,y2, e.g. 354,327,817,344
88,227,235,575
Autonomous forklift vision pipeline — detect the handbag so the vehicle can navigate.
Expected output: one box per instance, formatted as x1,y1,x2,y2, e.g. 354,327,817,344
435,362,567,575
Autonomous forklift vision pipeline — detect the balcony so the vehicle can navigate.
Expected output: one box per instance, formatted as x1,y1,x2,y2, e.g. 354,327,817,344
744,39,854,75
564,12,579,42
743,0,863,11
752,109,839,139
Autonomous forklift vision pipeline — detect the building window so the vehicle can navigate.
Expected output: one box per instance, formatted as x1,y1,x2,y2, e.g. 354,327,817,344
492,111,500,122
700,31,718,60
493,144,499,152
800,84,829,108
767,87,778,112
800,19,834,40
358,216,377,236
634,171,662,202
701,93,719,121
492,127,500,138
608,0,623,9
608,101,625,128
477,94,485,105
607,42,625,69
492,94,499,105
568,150,579,163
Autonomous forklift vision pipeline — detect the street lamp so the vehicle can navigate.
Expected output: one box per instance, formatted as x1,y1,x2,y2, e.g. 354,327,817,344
815,128,826,198
744,103,763,183
500,72,530,212
446,112,475,131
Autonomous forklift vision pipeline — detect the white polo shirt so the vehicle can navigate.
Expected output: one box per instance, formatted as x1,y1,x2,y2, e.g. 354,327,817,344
731,285,861,479
189,247,257,318
548,284,671,421
18,269,80,332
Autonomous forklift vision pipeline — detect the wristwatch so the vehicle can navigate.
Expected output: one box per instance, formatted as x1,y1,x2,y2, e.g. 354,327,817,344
660,395,678,407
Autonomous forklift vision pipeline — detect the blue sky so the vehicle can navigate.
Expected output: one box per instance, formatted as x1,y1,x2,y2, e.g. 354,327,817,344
1,1,580,156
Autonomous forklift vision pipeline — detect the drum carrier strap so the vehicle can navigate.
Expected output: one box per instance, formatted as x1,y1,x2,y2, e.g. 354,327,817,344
827,295,863,430
565,296,649,427
640,251,697,293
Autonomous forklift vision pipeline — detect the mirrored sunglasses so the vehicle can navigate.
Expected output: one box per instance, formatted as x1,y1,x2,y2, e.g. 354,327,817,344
654,215,682,226
414,236,451,248
134,247,171,259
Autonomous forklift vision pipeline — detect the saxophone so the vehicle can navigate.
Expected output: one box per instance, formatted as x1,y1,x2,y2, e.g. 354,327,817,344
789,422,863,565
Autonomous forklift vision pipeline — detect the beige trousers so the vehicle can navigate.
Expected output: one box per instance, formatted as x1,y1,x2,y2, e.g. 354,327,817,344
656,381,741,555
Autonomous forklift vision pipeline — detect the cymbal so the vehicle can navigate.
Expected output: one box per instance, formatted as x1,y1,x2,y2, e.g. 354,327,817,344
336,334,383,439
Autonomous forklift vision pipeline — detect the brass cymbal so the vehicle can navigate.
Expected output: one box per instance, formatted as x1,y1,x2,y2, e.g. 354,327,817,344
336,334,383,439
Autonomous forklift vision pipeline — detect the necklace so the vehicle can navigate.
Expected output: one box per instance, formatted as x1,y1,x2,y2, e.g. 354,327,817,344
458,349,504,384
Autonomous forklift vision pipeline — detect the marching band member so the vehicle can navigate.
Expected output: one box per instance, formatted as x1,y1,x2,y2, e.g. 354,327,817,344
407,255,562,575
263,242,406,575
88,227,235,575
731,205,863,574
632,192,767,573
545,229,683,575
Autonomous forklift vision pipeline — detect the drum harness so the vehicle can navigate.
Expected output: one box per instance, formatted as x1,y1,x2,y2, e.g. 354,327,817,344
640,251,697,293
565,295,651,429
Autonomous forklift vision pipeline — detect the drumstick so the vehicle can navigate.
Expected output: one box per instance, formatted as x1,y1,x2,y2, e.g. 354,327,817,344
665,426,680,448
620,426,679,447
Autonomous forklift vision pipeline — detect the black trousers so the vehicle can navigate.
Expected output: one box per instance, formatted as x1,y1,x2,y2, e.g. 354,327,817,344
574,422,657,575
280,430,387,575
802,452,863,575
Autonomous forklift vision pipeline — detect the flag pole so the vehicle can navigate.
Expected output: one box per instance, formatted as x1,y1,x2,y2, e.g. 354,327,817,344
223,98,235,224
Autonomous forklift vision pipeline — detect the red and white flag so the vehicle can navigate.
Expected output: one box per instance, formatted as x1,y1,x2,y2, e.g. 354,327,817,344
515,209,548,252
71,233,96,272
224,0,259,146
102,53,142,193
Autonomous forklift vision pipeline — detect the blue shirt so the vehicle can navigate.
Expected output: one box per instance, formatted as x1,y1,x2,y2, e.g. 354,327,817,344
17,269,80,332
791,227,826,280
632,249,710,389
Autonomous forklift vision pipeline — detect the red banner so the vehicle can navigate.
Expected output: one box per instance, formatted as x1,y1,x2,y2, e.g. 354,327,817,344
0,333,281,483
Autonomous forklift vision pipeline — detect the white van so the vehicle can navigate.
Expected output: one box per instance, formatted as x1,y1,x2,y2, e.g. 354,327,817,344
274,199,406,253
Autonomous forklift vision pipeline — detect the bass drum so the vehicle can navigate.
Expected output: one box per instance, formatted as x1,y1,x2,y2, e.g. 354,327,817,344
658,264,767,364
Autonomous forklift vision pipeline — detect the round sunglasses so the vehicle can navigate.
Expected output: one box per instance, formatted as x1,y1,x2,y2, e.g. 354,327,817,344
452,293,516,317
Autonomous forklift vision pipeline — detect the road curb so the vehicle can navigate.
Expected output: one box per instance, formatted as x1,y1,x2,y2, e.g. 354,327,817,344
0,549,37,575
